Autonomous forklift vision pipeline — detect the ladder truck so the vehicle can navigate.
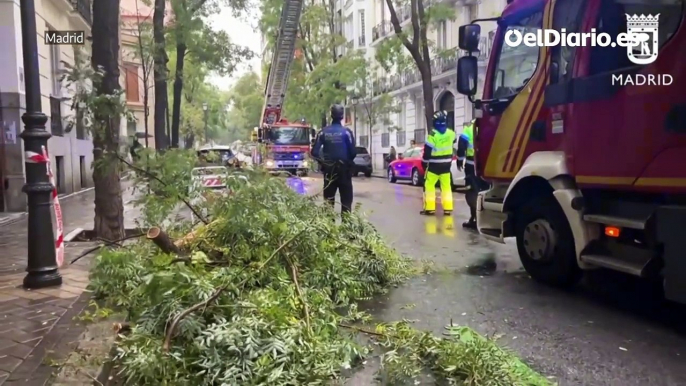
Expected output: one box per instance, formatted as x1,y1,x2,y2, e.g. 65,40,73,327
455,0,686,304
253,0,316,176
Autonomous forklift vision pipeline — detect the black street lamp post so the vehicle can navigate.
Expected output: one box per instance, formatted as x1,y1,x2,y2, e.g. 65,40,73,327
20,0,62,288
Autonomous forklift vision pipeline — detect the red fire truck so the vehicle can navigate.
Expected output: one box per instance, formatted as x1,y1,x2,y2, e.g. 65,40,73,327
253,0,316,176
455,0,686,303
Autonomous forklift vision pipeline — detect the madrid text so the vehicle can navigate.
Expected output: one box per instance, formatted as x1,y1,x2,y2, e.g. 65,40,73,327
44,31,85,45
612,74,673,86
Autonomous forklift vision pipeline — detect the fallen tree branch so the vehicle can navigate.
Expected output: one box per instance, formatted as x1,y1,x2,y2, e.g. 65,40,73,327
147,227,182,255
69,232,146,265
117,155,209,224
162,228,308,352
338,323,385,337
285,256,311,334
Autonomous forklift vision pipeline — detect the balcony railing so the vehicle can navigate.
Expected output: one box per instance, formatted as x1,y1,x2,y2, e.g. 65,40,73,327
370,32,495,96
70,0,92,25
358,35,366,47
373,0,439,43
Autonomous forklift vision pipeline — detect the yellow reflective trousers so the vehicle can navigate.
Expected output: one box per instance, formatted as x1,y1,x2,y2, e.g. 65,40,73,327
423,171,453,212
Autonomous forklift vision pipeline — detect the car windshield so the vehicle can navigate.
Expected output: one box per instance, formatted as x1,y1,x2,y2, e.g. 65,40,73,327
197,149,233,165
355,147,368,155
492,12,543,99
267,126,311,145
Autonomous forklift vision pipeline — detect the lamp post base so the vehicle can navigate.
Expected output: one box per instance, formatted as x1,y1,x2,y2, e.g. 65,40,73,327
23,270,62,289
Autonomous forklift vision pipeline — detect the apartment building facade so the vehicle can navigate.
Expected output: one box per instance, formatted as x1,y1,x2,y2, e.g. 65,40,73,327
351,0,506,172
121,0,158,149
0,0,95,213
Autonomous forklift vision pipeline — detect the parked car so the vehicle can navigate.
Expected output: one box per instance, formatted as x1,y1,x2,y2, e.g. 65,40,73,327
387,146,425,186
388,145,466,190
353,147,372,177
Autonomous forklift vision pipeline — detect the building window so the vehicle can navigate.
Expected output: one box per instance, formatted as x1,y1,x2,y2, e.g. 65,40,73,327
359,135,369,148
124,65,140,102
396,131,406,146
79,156,87,188
50,96,63,136
359,10,366,45
381,133,390,148
49,32,61,96
55,156,65,194
468,4,478,22
413,129,425,144
127,118,137,137
75,105,86,139
437,21,447,49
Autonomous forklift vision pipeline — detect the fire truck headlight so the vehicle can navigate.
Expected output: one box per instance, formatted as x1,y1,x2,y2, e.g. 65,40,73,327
302,161,309,167
265,160,274,167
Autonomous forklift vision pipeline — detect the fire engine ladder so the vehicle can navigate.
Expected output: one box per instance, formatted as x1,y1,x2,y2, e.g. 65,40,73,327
261,0,304,125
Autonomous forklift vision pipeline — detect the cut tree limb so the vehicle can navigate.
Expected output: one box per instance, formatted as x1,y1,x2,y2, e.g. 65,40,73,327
147,227,182,255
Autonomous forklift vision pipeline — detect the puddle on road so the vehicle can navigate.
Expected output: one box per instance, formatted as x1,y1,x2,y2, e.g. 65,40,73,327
461,252,498,276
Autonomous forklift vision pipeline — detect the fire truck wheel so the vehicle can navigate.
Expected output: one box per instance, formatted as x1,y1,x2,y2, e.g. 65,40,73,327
514,195,582,288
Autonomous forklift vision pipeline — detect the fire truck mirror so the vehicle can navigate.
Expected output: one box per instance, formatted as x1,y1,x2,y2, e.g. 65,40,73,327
456,56,478,96
310,128,316,137
458,24,480,52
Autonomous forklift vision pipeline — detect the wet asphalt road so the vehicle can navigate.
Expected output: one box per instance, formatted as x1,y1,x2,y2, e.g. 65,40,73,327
299,175,686,386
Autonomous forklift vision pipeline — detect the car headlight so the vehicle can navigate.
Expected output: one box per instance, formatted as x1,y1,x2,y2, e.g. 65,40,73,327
302,160,309,167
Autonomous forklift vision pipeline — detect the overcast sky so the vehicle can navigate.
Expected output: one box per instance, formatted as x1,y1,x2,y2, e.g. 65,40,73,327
207,7,262,90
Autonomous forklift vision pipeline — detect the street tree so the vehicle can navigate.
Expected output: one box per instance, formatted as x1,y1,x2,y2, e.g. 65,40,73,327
168,0,253,148
378,0,455,131
226,71,263,132
89,0,130,240
259,0,369,126
122,0,155,147
350,60,399,157
166,51,232,147
153,0,169,149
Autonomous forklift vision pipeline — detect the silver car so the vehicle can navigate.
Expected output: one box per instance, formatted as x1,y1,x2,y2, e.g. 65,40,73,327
353,147,372,177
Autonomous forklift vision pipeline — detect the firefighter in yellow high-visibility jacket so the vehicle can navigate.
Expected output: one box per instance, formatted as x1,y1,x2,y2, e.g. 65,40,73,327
420,111,456,215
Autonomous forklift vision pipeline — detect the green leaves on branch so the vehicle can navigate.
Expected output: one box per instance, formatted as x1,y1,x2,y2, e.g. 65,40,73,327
91,150,413,384
376,321,552,385
92,151,550,385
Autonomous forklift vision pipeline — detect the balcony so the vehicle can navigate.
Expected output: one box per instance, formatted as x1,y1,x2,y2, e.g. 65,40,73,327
372,0,439,44
372,21,393,43
371,32,495,96
69,0,92,26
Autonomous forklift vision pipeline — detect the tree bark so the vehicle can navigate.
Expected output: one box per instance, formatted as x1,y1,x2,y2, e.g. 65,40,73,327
170,42,187,148
184,133,195,149
91,0,125,241
385,0,435,132
153,0,169,150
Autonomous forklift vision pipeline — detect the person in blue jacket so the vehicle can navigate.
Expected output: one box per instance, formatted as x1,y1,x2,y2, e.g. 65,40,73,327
311,104,357,215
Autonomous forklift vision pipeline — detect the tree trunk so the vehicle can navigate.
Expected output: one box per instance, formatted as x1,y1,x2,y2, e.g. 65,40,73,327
170,43,187,148
153,0,169,150
385,0,436,132
91,0,125,241
184,133,195,149
166,92,171,142
420,64,434,132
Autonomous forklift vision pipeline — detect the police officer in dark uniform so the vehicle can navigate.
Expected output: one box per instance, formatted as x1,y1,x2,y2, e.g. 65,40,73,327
311,104,357,214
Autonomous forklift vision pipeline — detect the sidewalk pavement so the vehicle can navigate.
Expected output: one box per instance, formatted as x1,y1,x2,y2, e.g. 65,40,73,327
0,183,138,385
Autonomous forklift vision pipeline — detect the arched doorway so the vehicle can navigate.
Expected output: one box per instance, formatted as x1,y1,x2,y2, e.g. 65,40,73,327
438,91,455,130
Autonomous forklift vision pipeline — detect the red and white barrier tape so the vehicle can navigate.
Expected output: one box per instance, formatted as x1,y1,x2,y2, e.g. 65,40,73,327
25,147,64,267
